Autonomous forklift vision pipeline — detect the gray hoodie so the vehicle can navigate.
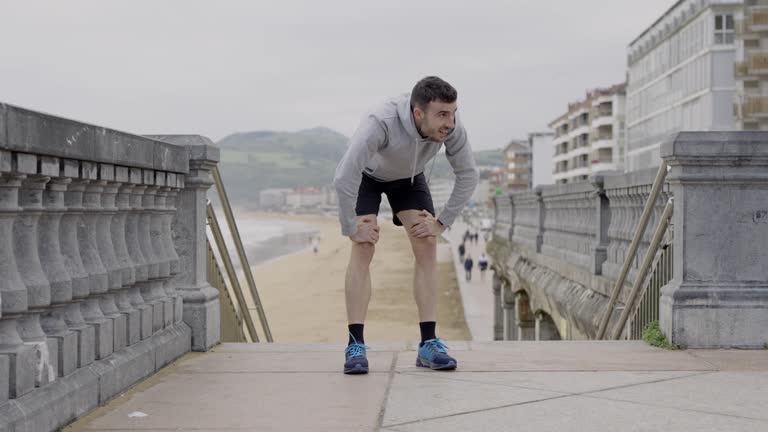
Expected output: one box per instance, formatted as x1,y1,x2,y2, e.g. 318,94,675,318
333,93,479,236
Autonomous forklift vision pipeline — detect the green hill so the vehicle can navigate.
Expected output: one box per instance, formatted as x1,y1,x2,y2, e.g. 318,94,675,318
216,127,503,206
216,127,348,204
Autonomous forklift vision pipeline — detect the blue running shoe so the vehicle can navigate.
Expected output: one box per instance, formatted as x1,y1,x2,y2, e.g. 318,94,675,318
416,338,457,370
344,336,369,375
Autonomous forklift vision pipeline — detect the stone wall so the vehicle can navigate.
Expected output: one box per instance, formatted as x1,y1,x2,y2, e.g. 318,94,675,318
0,103,220,431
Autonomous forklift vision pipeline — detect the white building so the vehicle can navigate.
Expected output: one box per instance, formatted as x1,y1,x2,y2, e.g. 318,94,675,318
285,188,323,209
549,83,626,184
528,132,555,187
626,0,740,172
258,188,291,210
735,1,768,129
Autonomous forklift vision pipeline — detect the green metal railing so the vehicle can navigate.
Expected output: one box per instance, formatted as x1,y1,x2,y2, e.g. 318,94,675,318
625,233,674,340
204,165,274,342
612,198,674,340
206,239,250,342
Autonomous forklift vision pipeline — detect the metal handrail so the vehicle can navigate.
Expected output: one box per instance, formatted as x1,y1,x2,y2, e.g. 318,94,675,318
611,198,674,340
207,202,260,342
210,165,274,342
624,231,673,340
596,161,669,339
206,239,250,342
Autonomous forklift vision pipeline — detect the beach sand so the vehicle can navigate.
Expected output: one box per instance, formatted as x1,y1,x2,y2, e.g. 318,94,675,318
234,211,470,344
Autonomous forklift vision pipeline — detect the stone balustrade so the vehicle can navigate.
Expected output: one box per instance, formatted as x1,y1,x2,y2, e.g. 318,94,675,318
490,132,768,349
510,190,540,252
0,103,221,431
540,181,596,271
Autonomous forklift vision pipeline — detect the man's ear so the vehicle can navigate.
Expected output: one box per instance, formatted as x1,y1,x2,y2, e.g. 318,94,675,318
413,105,425,121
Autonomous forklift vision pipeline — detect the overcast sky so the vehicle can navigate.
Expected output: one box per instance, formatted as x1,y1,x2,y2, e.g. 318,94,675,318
0,1,674,150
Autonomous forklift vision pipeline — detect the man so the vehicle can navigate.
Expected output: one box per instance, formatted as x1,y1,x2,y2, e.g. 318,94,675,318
333,76,479,374
463,254,474,282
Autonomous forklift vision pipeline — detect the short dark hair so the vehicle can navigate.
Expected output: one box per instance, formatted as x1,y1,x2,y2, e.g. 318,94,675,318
410,76,457,110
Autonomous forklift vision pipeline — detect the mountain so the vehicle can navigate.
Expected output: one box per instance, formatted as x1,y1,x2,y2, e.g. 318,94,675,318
216,127,504,207
216,127,349,204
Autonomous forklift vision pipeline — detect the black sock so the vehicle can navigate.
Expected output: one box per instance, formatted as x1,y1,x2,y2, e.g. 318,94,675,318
348,324,365,346
419,321,436,345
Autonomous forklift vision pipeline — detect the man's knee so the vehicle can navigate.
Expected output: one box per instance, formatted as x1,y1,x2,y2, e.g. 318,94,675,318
351,241,376,264
411,235,437,263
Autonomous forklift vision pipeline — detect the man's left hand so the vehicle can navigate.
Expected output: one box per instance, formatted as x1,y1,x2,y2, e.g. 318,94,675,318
409,210,446,238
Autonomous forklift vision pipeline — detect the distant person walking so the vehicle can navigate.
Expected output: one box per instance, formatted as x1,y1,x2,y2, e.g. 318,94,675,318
311,236,319,255
478,253,489,281
458,242,466,262
333,76,479,374
463,254,474,281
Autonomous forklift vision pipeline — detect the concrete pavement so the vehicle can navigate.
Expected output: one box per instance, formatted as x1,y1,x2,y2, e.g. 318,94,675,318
65,341,768,431
442,220,494,342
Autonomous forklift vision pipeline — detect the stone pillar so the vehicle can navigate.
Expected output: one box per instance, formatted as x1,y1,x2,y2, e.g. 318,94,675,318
38,157,77,378
163,174,184,324
174,141,220,351
126,171,153,341
62,169,96,369
0,156,36,399
534,187,545,253
492,272,503,341
80,163,114,360
590,174,609,275
139,171,170,334
14,160,58,387
113,167,141,347
660,132,768,348
515,292,535,341
151,172,174,329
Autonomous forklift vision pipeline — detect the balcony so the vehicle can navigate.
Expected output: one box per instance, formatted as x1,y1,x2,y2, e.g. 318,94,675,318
739,96,768,119
749,9,768,32
591,116,613,128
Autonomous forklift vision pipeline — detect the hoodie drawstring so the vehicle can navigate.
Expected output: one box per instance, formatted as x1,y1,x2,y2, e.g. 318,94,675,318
411,138,418,186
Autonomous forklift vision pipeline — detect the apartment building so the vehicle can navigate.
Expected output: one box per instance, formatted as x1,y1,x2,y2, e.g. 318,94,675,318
735,0,768,128
626,0,740,171
503,140,532,192
549,84,626,184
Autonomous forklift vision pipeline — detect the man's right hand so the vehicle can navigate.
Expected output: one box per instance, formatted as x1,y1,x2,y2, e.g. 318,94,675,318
350,216,380,244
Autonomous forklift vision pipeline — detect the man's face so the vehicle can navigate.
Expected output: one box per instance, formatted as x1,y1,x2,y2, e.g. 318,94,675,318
414,100,457,141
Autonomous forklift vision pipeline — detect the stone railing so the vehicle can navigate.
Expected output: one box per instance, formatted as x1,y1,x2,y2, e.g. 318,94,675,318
0,104,221,431
510,190,540,252
540,182,596,270
490,131,768,349
601,169,671,285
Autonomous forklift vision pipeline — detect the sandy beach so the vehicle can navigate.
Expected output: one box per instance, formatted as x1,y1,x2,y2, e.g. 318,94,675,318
232,211,470,344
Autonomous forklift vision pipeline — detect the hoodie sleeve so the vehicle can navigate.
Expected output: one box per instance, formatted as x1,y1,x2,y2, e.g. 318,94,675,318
438,123,479,228
333,115,387,236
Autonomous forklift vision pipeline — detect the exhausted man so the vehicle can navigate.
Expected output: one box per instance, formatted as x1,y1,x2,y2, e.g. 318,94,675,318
333,76,479,374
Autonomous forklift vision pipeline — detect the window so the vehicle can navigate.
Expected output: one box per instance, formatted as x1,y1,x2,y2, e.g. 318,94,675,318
714,14,734,45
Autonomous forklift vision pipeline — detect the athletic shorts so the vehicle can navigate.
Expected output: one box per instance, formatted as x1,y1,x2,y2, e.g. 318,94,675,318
355,172,435,227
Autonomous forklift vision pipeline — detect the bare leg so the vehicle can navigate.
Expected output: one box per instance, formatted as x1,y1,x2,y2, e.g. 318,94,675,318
345,215,377,324
397,210,438,322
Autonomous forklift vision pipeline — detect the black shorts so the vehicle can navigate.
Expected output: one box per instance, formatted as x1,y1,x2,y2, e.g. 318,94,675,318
355,172,435,227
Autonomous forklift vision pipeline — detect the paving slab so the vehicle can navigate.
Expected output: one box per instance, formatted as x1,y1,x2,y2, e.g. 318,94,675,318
382,372,561,426
396,370,700,394
71,372,390,431
590,371,768,421
382,394,768,432
687,349,768,371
